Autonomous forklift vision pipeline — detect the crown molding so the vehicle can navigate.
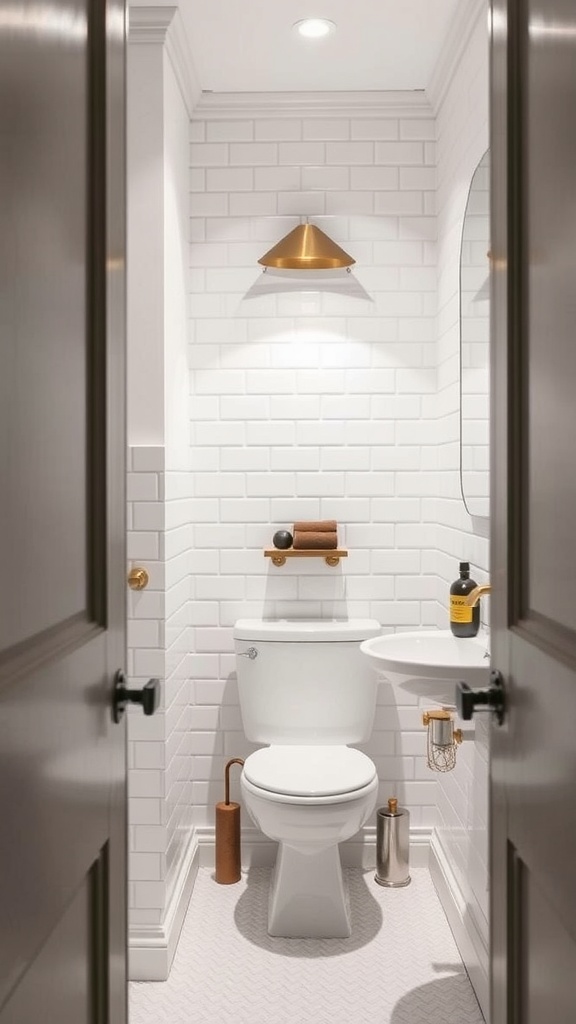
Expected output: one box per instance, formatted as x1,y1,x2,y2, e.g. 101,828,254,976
426,0,487,115
164,9,201,116
193,90,433,121
128,4,175,43
128,5,201,117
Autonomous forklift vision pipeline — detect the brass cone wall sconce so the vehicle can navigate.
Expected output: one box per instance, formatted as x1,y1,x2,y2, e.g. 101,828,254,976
258,223,355,271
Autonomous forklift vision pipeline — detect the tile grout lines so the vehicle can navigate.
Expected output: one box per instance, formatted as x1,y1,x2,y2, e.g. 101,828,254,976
130,867,485,1024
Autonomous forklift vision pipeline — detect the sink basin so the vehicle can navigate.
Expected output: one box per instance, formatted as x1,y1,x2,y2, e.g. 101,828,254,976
360,630,490,704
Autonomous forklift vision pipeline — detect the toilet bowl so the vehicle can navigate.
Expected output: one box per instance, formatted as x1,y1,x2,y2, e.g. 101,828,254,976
241,745,378,938
234,618,381,938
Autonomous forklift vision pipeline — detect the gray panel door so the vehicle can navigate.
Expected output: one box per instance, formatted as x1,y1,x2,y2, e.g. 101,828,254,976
0,1,127,1021
491,0,576,1020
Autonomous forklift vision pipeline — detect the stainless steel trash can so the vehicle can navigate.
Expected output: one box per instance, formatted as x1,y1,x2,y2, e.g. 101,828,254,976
375,797,411,887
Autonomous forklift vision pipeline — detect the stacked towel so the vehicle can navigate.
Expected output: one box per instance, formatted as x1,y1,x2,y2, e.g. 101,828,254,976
293,532,338,549
293,520,338,550
294,520,337,533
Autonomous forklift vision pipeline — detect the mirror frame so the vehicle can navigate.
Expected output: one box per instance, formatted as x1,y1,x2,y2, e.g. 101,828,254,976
459,149,490,522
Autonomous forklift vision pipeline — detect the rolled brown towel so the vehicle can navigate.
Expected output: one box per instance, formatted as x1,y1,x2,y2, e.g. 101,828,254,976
293,520,337,533
293,531,338,550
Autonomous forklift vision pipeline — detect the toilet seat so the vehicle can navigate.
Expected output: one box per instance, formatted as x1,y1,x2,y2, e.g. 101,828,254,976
242,745,376,800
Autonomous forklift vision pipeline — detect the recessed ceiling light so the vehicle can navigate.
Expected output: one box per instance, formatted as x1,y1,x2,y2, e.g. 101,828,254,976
293,18,336,39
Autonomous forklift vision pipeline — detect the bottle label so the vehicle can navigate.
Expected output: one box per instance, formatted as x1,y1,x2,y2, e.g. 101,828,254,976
450,596,473,623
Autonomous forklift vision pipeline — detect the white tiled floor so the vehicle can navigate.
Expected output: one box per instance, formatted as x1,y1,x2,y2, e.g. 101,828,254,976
130,867,485,1024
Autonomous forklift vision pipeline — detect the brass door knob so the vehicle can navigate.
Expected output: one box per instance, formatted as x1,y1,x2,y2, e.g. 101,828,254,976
128,567,149,591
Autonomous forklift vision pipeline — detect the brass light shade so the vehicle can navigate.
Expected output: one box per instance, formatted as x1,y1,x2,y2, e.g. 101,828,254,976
258,223,355,270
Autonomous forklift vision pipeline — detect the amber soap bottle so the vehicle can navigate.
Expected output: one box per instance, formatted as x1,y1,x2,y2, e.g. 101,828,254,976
449,562,480,638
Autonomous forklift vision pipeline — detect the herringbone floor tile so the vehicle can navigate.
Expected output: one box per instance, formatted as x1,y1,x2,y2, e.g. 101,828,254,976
129,867,485,1024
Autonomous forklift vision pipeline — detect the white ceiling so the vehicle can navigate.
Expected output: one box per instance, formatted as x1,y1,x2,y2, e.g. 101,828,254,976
179,0,462,93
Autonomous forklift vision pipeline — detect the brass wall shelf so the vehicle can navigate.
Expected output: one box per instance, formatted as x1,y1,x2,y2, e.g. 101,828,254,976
264,548,348,568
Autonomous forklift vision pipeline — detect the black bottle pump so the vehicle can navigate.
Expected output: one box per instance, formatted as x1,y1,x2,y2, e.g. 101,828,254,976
449,562,480,638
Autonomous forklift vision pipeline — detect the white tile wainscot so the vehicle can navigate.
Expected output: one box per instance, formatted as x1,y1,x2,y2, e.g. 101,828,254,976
127,444,196,982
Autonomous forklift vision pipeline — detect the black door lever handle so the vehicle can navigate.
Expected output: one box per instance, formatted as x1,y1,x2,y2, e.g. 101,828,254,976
112,670,160,723
456,670,506,725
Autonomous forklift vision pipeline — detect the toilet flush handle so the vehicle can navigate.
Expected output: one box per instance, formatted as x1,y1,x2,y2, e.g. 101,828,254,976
237,647,258,660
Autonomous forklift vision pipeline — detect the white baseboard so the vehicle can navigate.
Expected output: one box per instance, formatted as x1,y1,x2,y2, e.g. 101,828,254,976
341,824,431,870
195,823,432,871
129,831,200,982
429,832,490,1022
195,823,278,869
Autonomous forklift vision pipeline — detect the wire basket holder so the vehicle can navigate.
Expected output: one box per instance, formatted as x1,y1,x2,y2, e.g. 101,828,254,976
422,709,463,772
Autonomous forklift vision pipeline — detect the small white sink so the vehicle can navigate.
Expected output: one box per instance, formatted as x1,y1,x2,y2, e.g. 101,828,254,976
360,630,490,704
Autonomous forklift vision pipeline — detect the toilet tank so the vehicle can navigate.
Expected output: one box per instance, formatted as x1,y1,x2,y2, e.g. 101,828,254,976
233,619,381,745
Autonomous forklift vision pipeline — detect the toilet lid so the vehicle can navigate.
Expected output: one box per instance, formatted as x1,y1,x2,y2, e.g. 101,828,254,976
243,746,376,798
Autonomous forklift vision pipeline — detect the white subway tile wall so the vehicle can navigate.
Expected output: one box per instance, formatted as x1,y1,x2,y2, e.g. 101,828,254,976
127,445,193,931
434,9,490,969
186,105,440,831
127,52,491,958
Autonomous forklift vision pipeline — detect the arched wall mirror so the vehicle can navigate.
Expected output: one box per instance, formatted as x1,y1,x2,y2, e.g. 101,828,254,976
460,150,490,519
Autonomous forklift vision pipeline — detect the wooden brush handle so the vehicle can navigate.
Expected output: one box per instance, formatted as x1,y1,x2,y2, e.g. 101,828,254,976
225,757,245,805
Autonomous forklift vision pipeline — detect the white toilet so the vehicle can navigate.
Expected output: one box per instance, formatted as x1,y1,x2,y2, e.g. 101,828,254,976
233,618,381,938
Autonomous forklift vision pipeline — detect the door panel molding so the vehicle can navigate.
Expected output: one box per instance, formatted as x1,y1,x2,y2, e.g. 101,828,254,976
505,0,526,636
0,617,104,692
90,845,109,1024
507,843,523,1024
87,0,108,633
513,614,576,669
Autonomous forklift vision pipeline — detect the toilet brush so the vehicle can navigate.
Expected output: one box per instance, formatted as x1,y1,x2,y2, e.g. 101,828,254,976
215,758,245,884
